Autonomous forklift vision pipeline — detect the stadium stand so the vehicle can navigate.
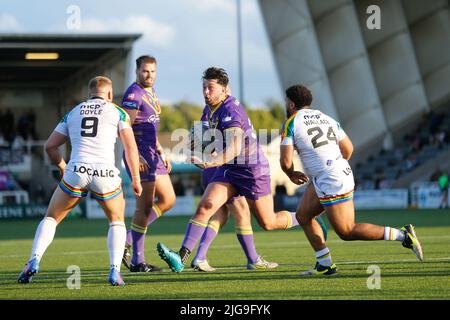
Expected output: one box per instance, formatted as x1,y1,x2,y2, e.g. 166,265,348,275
0,170,15,191
0,34,141,207
355,108,450,190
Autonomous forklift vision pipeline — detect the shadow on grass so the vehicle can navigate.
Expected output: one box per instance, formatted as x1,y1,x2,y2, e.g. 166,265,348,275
1,209,449,241
3,267,449,289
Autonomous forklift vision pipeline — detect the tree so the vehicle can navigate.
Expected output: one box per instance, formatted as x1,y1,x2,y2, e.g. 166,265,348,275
174,101,203,128
158,99,286,140
159,105,186,132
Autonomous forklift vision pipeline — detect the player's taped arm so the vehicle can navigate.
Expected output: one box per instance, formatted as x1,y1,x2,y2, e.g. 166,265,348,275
203,127,243,168
44,131,68,175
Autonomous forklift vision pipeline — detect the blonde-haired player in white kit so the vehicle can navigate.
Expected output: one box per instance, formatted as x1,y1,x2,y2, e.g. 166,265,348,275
279,84,423,276
18,76,142,286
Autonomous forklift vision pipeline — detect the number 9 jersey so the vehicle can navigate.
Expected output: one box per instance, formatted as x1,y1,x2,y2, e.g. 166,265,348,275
280,108,347,177
54,98,131,165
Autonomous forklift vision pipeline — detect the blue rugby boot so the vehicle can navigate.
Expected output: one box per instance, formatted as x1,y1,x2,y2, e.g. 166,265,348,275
108,268,125,286
18,257,39,284
157,242,184,273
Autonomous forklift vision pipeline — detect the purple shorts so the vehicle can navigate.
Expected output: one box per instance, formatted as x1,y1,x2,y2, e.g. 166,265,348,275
123,149,167,182
202,167,240,205
201,168,218,190
209,165,271,200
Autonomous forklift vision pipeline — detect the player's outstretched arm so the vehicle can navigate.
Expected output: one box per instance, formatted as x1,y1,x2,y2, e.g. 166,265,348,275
120,127,142,197
44,131,68,176
339,136,354,160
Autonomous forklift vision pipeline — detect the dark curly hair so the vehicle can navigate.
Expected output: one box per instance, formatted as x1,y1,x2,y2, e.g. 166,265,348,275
285,85,313,109
202,67,229,86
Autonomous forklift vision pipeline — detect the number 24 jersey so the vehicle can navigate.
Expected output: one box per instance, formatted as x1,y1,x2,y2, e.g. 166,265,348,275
281,108,347,177
54,98,131,165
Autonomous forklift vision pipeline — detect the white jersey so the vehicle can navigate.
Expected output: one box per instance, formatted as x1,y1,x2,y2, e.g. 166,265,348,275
54,98,131,165
281,108,347,177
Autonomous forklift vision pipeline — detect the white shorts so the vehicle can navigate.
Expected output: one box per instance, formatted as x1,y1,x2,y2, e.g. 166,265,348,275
59,162,122,201
311,159,355,207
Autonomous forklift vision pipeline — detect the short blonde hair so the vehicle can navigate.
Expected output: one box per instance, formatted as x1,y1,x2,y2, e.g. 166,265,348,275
88,76,112,93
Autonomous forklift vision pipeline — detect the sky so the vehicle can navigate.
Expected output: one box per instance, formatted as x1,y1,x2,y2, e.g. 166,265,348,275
0,0,283,107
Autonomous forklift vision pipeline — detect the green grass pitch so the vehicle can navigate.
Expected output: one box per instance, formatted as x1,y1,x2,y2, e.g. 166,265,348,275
1,209,449,300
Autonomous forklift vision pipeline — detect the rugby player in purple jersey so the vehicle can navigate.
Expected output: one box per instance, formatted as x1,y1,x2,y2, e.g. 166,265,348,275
157,67,325,272
121,55,175,273
190,102,278,271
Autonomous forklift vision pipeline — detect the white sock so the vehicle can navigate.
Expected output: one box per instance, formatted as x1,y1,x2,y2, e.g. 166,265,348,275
107,221,126,271
315,247,332,267
383,227,405,241
30,217,57,263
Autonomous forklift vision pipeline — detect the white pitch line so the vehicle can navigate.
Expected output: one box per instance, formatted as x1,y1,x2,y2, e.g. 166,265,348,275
335,256,450,265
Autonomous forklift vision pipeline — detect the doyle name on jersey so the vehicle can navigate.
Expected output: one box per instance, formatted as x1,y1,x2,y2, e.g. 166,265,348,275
79,103,103,116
